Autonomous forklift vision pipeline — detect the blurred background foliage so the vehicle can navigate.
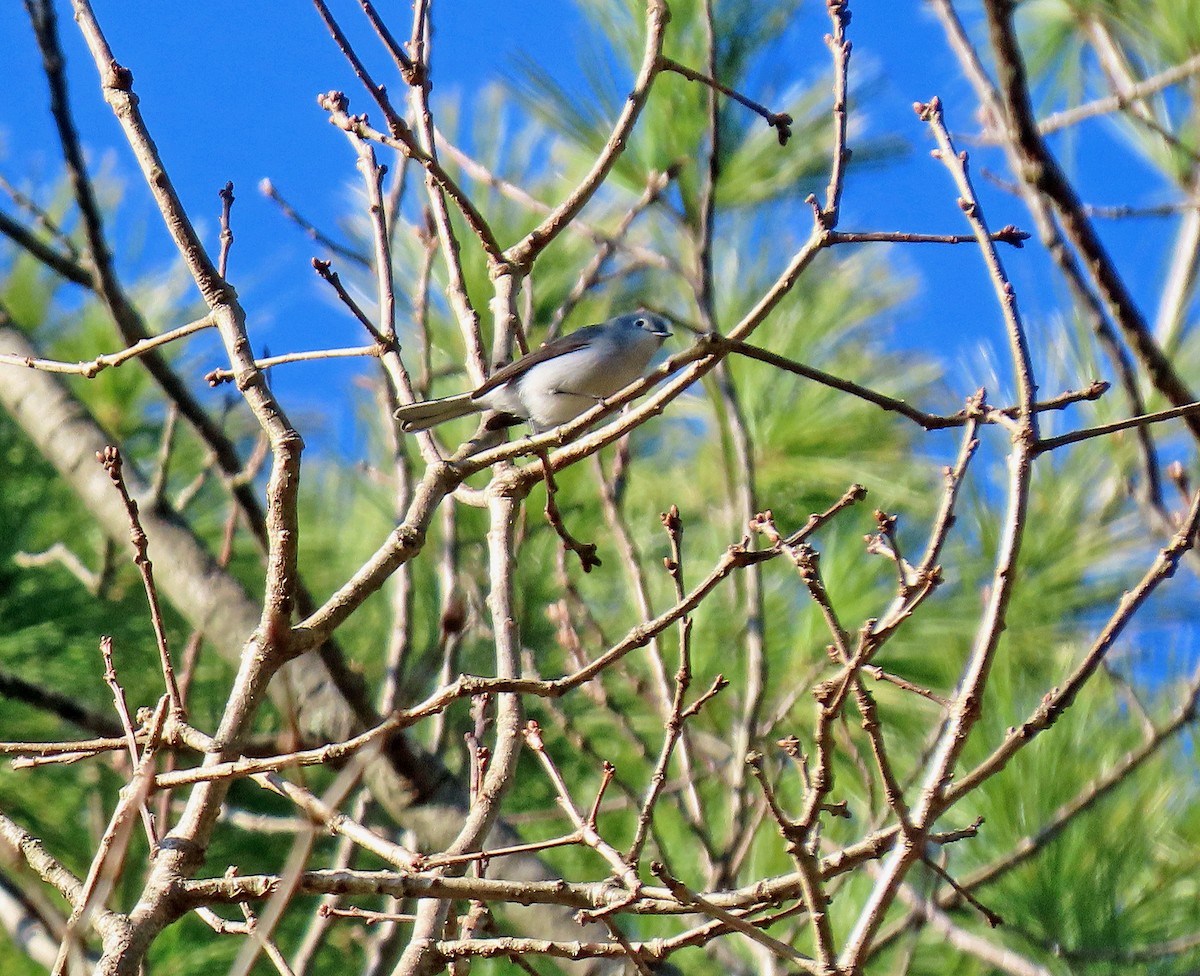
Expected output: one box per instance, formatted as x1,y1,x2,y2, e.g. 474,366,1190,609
2,0,1200,973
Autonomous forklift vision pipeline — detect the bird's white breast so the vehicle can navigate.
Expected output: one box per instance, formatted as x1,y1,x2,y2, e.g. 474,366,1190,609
477,328,662,431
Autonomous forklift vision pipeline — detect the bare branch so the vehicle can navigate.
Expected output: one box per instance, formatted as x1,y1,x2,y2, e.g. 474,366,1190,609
97,448,183,715
1038,50,1200,135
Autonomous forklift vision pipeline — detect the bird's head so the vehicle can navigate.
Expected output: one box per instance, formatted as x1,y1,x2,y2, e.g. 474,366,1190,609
615,310,672,342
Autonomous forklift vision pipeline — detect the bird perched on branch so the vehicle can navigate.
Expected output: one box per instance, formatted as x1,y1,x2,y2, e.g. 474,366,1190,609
394,311,672,433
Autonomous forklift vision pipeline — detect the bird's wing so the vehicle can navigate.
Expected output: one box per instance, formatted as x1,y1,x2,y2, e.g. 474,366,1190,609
471,326,603,397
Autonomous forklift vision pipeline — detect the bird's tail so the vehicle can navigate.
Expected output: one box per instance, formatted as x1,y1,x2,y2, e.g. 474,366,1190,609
393,393,481,432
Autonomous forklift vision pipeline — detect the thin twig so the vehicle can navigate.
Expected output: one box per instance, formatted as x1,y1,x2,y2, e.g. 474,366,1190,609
979,0,1200,443
506,0,670,269
12,541,109,596
656,56,793,145
1038,50,1200,134
217,182,235,278
829,226,1029,246
98,637,159,847
626,507,698,865
317,90,503,262
892,881,1050,976
839,94,1040,968
650,862,820,971
33,0,281,566
0,173,80,257
0,314,215,377
1035,398,1200,454
945,488,1200,804
524,722,641,892
536,450,602,572
205,345,382,386
259,178,371,268
0,208,93,285
548,167,677,337
593,454,711,843
819,0,852,225
52,697,169,976
98,447,183,714
401,3,487,384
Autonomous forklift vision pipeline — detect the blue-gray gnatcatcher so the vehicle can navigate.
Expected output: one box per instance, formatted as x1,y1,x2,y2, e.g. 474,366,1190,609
394,311,671,433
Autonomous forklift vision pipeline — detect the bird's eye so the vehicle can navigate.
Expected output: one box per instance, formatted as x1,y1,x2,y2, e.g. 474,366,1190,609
634,317,648,329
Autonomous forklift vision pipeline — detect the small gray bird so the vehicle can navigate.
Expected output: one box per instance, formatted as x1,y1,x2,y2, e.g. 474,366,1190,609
394,311,672,433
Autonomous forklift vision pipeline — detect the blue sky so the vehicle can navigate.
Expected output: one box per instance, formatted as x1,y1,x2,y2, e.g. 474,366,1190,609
1,1,1184,457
